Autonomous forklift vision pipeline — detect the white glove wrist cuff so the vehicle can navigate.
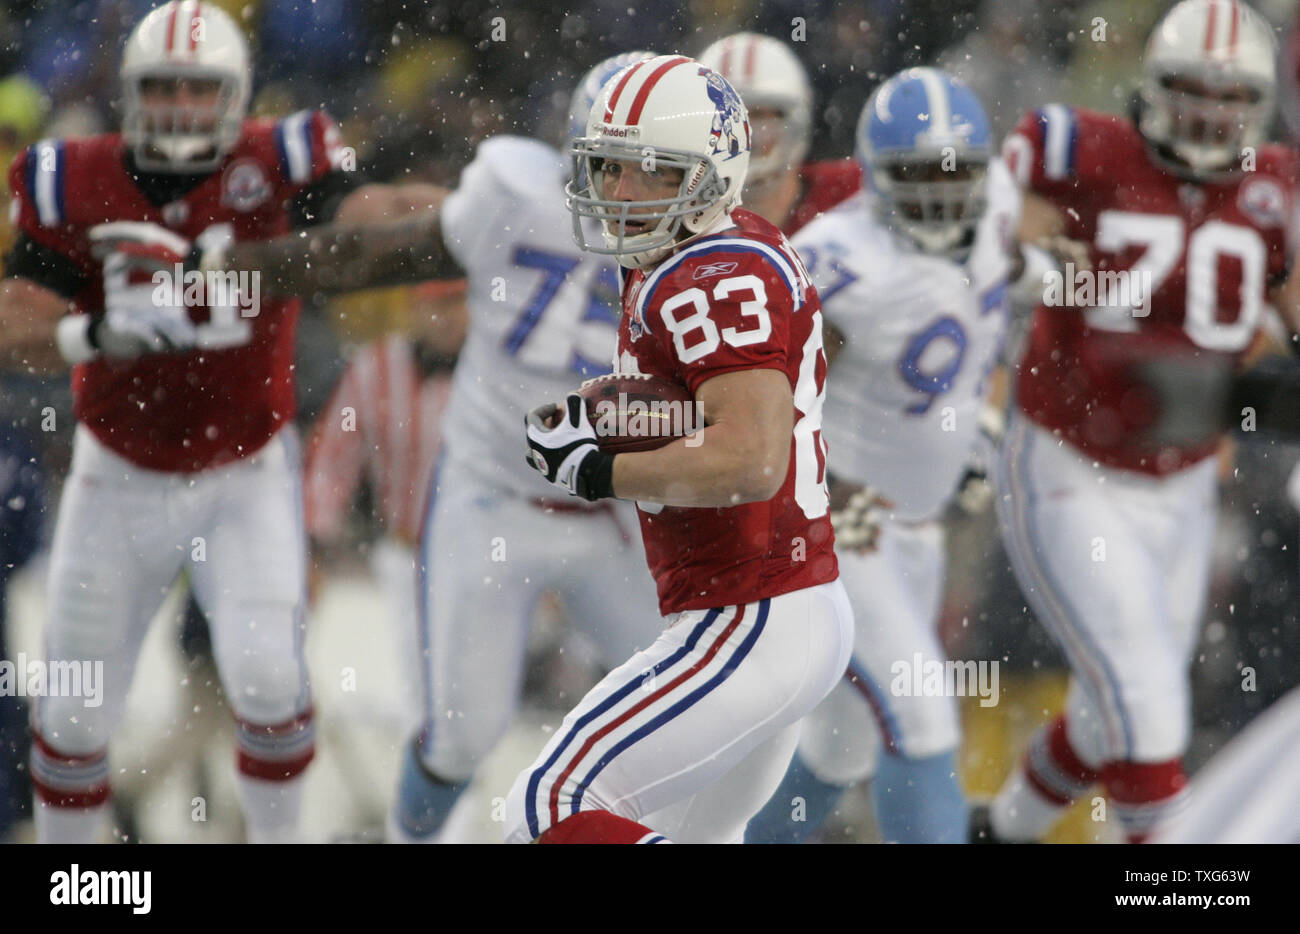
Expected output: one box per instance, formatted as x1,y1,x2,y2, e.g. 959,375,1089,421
56,314,98,365
1011,244,1059,306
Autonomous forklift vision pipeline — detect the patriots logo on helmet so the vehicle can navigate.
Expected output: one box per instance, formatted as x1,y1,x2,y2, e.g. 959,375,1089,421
700,68,748,161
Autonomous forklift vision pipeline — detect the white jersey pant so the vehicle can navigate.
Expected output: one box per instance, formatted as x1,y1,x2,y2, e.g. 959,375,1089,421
36,425,311,755
416,455,663,782
1152,687,1300,844
797,521,957,785
504,580,855,844
994,411,1217,764
370,539,423,733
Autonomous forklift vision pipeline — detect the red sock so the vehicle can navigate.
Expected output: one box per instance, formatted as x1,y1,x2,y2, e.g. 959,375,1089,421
1023,715,1100,806
1102,759,1187,844
235,710,315,780
536,811,668,844
30,734,111,808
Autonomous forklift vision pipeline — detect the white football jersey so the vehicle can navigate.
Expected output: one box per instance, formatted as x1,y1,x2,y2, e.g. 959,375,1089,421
795,156,1020,522
439,135,621,493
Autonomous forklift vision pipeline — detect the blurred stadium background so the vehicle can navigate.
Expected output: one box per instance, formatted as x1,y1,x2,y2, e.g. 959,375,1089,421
1,0,1298,843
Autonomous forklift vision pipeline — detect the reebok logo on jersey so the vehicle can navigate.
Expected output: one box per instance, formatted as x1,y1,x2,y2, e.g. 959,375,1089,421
692,261,738,279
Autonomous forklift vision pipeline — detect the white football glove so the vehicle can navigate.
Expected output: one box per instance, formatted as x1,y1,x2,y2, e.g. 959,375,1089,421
524,394,615,501
99,249,197,358
830,485,890,553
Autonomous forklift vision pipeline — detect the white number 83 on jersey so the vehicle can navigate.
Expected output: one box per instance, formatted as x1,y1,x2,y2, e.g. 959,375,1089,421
657,274,772,361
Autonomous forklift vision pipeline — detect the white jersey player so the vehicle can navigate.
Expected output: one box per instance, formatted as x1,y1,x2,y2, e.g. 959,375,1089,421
1150,686,1300,844
387,53,664,842
747,69,1021,843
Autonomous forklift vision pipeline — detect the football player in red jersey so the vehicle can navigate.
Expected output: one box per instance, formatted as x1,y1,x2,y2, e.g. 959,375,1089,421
502,55,853,844
0,1,409,843
698,32,861,237
157,53,851,844
975,0,1300,844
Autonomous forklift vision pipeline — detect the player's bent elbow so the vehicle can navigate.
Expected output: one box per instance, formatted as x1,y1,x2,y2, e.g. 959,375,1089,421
729,451,788,504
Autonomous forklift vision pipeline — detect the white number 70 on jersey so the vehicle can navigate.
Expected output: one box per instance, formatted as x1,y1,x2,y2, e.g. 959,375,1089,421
655,274,829,520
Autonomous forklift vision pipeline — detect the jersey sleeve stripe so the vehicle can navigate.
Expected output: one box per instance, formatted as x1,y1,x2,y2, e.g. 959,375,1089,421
275,111,314,184
635,236,805,325
1040,104,1076,180
28,140,65,227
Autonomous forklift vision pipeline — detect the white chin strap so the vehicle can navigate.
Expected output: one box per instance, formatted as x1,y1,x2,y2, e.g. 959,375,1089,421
902,222,968,256
1169,139,1238,174
149,134,219,163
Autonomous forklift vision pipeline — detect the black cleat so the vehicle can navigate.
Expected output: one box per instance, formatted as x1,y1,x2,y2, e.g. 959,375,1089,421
969,802,1037,844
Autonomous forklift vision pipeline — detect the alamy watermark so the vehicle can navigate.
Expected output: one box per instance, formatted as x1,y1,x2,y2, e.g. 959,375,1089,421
0,654,103,708
1043,263,1153,317
593,394,705,447
50,864,150,914
889,653,1000,707
152,264,261,318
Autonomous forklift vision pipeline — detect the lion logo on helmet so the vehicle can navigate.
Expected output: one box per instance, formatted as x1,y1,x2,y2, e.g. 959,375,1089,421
701,67,748,160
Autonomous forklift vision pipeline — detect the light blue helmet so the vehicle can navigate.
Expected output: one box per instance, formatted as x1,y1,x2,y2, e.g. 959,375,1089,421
856,67,992,258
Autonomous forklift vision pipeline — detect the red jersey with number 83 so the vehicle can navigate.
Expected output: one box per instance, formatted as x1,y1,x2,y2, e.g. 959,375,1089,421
614,208,838,615
1003,106,1300,474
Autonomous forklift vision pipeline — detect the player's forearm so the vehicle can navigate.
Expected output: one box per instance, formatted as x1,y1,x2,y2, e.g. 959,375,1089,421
222,210,461,297
610,422,788,507
0,278,71,374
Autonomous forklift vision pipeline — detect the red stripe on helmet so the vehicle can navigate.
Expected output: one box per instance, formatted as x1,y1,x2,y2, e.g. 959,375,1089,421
189,1,202,53
604,60,646,123
719,37,734,76
164,2,179,55
1228,0,1239,51
744,36,758,81
1204,0,1218,52
624,56,691,126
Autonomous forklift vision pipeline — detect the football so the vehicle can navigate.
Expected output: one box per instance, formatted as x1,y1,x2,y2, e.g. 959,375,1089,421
575,373,702,453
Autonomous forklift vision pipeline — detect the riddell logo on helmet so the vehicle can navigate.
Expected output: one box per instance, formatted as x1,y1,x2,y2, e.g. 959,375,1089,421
597,125,640,141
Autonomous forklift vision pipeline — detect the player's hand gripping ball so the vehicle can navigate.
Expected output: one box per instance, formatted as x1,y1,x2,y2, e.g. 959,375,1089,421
524,394,614,501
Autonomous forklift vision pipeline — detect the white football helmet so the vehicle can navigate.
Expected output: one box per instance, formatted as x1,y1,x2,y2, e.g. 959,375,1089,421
1139,0,1277,179
698,33,812,185
567,55,752,269
121,0,251,173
